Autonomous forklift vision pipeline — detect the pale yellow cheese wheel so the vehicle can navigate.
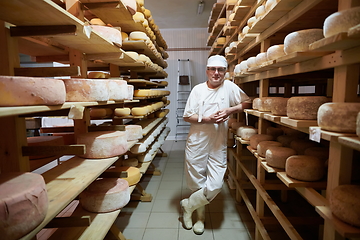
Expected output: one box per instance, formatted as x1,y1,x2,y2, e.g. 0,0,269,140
90,18,106,26
266,146,297,169
126,51,139,61
79,178,130,213
329,185,360,227
132,12,145,23
255,5,266,19
246,56,257,68
87,71,110,79
0,76,66,106
155,109,170,118
90,108,108,119
115,108,131,117
217,18,227,25
129,31,147,40
121,32,129,41
217,37,226,45
0,172,48,240
323,7,360,38
247,16,257,28
257,140,282,157
284,29,324,54
134,89,151,97
286,155,325,181
287,96,328,120
106,166,141,186
266,44,285,60
317,102,360,133
249,134,274,149
131,106,149,116
255,52,268,65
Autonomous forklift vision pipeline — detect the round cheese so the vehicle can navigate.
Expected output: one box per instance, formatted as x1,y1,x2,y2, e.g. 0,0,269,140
133,89,150,97
77,131,128,159
63,78,109,102
217,18,226,25
155,109,169,118
144,8,151,18
27,136,64,159
109,79,128,101
290,139,320,155
276,135,297,148
91,25,122,47
129,31,147,40
304,147,329,162
252,98,261,110
217,37,226,45
121,32,129,41
255,52,268,65
323,7,360,38
90,108,107,119
329,185,360,227
87,71,110,79
247,56,257,68
284,29,324,54
125,125,143,141
105,166,141,186
265,0,280,12
0,76,66,106
249,134,274,149
317,102,360,133
270,97,289,116
127,85,134,100
136,0,144,7
287,96,328,120
122,158,139,167
90,18,106,26
131,106,149,116
247,16,257,28
266,127,284,139
286,155,325,181
114,108,131,117
257,97,280,112
255,5,266,19
0,172,48,240
267,44,285,60
79,178,130,213
239,60,248,72
121,0,137,15
257,140,282,157
266,146,297,169
126,51,139,60
132,12,145,23
238,126,257,140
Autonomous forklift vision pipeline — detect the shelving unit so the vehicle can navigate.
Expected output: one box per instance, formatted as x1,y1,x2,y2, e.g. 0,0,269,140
208,0,360,239
0,1,170,239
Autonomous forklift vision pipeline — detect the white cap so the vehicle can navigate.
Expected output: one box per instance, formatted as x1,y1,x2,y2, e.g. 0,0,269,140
207,55,228,68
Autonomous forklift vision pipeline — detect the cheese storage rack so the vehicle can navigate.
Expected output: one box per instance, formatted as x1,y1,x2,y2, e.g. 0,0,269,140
207,0,360,239
0,0,170,239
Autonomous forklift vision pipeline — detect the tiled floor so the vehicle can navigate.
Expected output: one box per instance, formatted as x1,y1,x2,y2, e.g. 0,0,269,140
114,140,255,240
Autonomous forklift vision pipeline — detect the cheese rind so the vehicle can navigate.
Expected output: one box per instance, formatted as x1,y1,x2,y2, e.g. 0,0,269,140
108,80,128,101
0,172,48,240
63,78,109,102
79,178,130,213
125,125,143,141
267,44,285,61
114,108,131,117
77,131,128,159
323,7,360,38
284,29,324,54
91,25,122,47
0,76,66,106
270,98,288,116
317,102,360,133
249,134,274,149
257,140,282,157
266,146,297,169
105,166,141,186
287,96,328,120
290,139,319,155
329,185,360,227
286,155,325,181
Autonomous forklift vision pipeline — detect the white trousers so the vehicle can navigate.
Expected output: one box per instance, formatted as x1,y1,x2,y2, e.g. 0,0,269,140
184,123,227,202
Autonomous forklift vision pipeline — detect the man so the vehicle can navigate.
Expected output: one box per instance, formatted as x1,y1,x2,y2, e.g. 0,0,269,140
181,55,250,235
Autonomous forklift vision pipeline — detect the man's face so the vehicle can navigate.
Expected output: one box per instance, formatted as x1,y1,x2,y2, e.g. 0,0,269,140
206,66,226,89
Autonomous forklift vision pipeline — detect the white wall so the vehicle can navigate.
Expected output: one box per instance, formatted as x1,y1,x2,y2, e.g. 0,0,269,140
156,28,210,140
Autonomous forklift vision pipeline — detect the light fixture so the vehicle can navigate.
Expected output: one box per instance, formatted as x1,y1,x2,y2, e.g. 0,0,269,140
197,1,205,14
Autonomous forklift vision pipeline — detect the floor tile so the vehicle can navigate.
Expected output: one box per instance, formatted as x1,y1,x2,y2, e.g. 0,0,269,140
116,212,150,229
121,200,154,213
212,228,252,240
178,226,215,240
146,212,181,228
210,212,249,229
152,199,180,213
159,180,183,190
155,187,183,200
142,229,179,240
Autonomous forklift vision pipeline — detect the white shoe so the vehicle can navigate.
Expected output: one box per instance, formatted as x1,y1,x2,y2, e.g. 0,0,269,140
193,206,205,235
180,189,209,230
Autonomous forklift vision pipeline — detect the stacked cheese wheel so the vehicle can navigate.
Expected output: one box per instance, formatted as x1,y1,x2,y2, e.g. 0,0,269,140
91,25,123,47
125,125,143,141
323,6,360,38
287,96,328,120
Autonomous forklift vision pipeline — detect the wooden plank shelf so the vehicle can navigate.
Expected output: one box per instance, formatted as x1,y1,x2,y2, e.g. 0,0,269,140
263,113,281,122
261,161,283,173
272,51,333,67
316,206,360,238
280,117,317,128
207,3,225,33
310,30,360,52
338,136,360,152
277,172,327,189
235,136,250,145
247,60,277,72
309,127,357,142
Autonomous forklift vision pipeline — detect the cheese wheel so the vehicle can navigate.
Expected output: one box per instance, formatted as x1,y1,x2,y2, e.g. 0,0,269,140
257,97,280,112
79,178,130,213
255,52,268,65
131,107,149,116
266,127,284,139
125,125,143,141
286,155,325,181
267,44,285,60
126,51,139,60
63,78,109,102
90,108,108,119
270,97,289,116
249,134,274,149
91,25,122,47
0,172,48,240
132,12,145,23
247,16,257,28
266,146,297,169
138,54,151,63
121,32,129,41
134,89,150,97
115,108,131,117
122,158,139,167
105,166,141,186
144,8,151,18
252,98,261,110
217,18,226,25
287,96,328,120
129,31,147,40
257,140,282,157
304,147,329,162
276,135,297,148
53,132,76,145
317,102,360,133
265,0,280,12
109,79,128,101
240,127,258,141
127,85,134,100
136,0,144,6
155,109,169,118
77,131,128,159
247,56,257,68
290,139,320,155
217,37,226,45
255,5,266,19
329,185,360,227
284,29,324,54
121,0,137,15
242,25,250,35
27,136,64,159
0,76,66,106
90,18,106,26
87,71,109,79
323,7,360,38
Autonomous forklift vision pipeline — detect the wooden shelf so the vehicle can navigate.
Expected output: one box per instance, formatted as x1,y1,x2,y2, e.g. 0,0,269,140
280,117,317,129
310,30,360,52
277,172,327,189
261,161,283,173
338,136,360,151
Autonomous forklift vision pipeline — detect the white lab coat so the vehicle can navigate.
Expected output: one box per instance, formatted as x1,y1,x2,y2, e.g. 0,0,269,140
183,80,249,201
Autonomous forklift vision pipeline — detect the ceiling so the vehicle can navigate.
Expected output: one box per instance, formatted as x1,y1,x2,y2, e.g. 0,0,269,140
143,0,218,29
